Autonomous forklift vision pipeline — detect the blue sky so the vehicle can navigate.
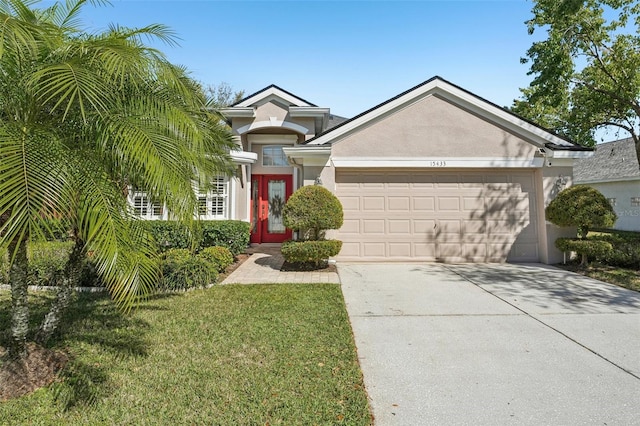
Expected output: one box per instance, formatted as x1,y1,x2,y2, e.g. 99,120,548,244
71,0,540,118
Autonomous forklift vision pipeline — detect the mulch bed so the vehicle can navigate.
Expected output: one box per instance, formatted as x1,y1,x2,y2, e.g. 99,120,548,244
280,261,337,273
0,343,69,401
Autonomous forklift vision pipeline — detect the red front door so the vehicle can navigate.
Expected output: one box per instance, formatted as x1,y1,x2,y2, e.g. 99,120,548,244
250,175,293,243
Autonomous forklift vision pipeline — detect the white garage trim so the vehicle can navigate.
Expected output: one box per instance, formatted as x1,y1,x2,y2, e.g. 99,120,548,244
331,157,545,168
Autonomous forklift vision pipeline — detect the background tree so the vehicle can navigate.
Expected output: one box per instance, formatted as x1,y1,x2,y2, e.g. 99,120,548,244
206,82,245,109
513,0,640,169
0,0,235,359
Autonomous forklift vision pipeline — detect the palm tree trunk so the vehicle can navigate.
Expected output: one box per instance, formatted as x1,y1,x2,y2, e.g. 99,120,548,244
8,237,29,359
35,238,83,345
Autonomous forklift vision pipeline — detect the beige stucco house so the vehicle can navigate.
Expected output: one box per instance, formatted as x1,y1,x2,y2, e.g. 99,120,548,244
574,138,640,231
155,76,592,264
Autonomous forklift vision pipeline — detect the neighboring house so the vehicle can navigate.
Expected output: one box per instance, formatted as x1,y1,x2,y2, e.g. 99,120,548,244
132,76,593,264
573,138,640,231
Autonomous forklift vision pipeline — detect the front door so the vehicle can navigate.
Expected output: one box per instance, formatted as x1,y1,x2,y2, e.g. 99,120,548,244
251,174,293,243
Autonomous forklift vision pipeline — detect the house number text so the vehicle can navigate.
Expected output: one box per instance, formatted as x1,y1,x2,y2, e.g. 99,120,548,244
429,160,447,167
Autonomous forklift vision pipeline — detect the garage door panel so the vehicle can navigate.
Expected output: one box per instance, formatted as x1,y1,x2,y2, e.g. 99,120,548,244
413,197,436,211
364,243,385,257
388,196,410,210
464,219,486,234
389,243,411,257
335,169,539,262
363,219,385,234
413,219,436,234
362,196,385,211
438,197,460,211
341,196,360,211
389,219,411,234
341,219,360,234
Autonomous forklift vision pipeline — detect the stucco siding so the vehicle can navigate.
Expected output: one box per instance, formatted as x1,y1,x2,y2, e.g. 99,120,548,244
331,95,538,159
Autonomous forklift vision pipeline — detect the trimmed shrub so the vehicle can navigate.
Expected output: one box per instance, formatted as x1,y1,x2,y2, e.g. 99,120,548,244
142,220,250,255
283,186,343,241
28,241,74,286
546,185,617,239
161,248,217,291
142,221,193,252
590,231,640,268
555,238,613,266
200,220,250,256
281,240,343,266
198,246,234,272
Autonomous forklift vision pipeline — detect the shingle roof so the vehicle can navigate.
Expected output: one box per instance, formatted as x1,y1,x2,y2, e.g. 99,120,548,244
574,138,640,182
302,76,585,150
231,84,318,107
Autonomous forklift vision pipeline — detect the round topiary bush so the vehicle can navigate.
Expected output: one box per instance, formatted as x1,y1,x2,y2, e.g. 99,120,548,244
545,185,617,239
281,240,343,267
283,185,343,241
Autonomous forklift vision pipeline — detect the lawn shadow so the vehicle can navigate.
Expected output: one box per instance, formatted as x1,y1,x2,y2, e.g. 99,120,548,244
0,290,151,408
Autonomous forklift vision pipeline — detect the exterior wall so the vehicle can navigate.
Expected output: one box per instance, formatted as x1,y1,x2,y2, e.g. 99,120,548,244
540,165,575,264
587,179,640,231
331,95,538,160
232,172,250,222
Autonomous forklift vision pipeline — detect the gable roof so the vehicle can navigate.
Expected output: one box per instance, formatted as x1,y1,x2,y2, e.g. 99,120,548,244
574,138,640,183
232,84,317,108
303,76,589,154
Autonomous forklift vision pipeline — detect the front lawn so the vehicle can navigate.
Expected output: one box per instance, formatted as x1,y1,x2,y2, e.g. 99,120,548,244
0,285,371,425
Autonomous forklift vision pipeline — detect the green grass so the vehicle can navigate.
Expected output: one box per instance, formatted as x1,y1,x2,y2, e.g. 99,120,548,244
0,285,371,425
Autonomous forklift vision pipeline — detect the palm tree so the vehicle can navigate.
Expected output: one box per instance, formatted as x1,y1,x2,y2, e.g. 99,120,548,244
0,0,235,358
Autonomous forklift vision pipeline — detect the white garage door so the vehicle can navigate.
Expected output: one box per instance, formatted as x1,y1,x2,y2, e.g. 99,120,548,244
335,170,539,263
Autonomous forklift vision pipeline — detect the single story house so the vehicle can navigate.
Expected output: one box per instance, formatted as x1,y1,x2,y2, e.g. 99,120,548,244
136,76,595,264
573,138,640,231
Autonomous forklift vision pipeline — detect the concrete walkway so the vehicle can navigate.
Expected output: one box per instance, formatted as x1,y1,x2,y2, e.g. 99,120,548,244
220,244,340,284
339,263,640,425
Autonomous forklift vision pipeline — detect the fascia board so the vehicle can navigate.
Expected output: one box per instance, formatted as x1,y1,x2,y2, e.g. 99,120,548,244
307,79,574,149
576,176,640,184
236,87,312,108
289,107,330,117
219,107,255,118
330,157,545,168
545,149,595,159
230,150,258,164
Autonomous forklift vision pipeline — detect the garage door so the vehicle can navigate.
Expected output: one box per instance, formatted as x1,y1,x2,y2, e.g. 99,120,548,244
335,170,539,263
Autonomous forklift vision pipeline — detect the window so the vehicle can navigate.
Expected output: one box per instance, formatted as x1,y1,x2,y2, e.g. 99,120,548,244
198,176,229,219
607,198,617,207
631,197,640,207
262,145,289,167
131,192,163,219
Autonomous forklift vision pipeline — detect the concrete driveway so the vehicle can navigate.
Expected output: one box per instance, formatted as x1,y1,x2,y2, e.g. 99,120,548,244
338,263,640,425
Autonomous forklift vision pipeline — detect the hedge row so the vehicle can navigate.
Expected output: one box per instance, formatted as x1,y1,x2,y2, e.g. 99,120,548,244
0,241,101,287
556,235,640,268
141,220,250,256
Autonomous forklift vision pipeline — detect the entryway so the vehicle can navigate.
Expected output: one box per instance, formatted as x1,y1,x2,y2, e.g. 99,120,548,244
250,174,293,243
